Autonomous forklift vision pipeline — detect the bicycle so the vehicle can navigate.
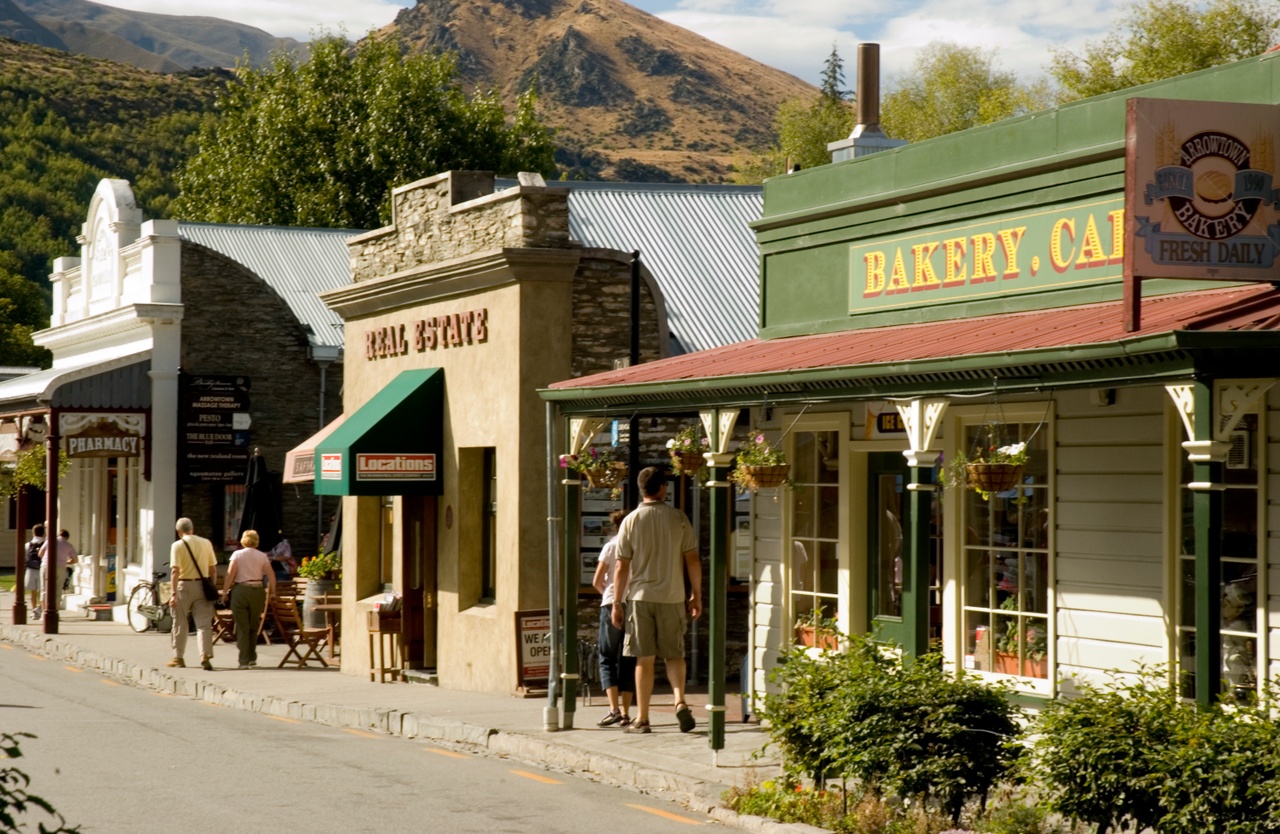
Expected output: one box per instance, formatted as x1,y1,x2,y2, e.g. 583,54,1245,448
126,571,174,633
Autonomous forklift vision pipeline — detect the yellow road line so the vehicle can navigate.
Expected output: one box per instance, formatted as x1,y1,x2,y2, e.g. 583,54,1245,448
341,728,381,739
624,804,703,825
266,715,299,724
510,769,562,784
64,666,83,673
0,643,13,650
99,680,120,687
153,691,172,697
26,655,46,661
424,747,469,759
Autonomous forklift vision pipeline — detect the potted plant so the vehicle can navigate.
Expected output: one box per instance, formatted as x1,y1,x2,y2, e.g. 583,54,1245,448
666,423,709,476
794,608,838,649
298,551,341,629
942,422,1028,500
994,596,1047,677
298,551,341,581
731,430,789,491
559,445,627,489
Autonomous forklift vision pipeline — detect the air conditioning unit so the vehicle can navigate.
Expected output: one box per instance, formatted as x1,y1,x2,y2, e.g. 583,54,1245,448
1226,430,1251,469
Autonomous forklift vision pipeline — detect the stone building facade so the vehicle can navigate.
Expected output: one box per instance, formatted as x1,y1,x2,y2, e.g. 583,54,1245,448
317,171,667,692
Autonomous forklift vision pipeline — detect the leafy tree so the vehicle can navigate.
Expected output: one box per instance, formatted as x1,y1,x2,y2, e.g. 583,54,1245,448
1050,0,1280,102
173,36,557,229
881,42,1050,144
732,46,855,182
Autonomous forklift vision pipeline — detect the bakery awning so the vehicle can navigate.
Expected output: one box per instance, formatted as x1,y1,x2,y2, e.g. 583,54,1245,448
314,368,444,496
282,415,347,484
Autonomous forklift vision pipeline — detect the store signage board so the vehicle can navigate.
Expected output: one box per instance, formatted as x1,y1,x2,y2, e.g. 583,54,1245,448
61,412,145,459
515,609,551,693
355,453,436,481
848,198,1124,315
1125,97,1280,329
320,453,343,480
180,374,250,483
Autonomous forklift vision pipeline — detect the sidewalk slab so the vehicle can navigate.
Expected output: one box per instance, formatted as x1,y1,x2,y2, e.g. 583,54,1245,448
0,595,818,832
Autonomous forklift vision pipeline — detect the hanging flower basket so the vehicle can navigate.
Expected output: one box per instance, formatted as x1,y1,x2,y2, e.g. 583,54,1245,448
965,462,1024,494
672,450,706,474
737,463,791,490
583,462,627,489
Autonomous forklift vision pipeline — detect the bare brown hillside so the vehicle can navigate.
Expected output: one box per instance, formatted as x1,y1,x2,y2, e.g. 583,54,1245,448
381,0,818,182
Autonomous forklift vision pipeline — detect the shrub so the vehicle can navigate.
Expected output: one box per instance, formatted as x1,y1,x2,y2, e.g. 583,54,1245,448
1024,669,1280,833
760,632,1022,821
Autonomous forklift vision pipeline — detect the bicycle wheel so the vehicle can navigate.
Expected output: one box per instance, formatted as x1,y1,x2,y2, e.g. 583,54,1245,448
126,584,155,633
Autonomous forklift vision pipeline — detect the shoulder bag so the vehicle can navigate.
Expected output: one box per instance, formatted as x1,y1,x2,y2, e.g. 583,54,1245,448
184,540,219,602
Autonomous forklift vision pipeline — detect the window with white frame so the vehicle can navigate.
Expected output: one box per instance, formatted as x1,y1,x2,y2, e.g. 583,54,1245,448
960,417,1051,680
789,429,841,637
1177,413,1262,701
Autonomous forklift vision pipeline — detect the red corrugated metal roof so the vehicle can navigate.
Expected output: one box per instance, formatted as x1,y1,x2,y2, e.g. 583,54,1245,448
550,284,1280,390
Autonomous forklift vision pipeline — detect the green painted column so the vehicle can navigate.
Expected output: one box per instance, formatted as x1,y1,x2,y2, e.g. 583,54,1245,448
705,451,734,752
903,462,936,658
1190,382,1223,707
561,474,582,726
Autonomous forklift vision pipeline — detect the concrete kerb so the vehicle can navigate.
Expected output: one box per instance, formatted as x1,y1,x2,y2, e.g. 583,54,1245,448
2,625,823,833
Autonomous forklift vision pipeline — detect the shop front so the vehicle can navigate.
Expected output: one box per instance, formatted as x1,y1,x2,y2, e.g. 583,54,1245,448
544,51,1280,722
1,177,349,630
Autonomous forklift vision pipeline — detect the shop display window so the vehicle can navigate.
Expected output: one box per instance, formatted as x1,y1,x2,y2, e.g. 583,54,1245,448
960,419,1051,680
1177,414,1261,701
789,430,840,638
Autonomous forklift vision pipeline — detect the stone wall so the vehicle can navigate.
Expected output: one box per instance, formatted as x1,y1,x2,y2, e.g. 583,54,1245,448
349,172,573,283
177,244,343,558
570,249,664,378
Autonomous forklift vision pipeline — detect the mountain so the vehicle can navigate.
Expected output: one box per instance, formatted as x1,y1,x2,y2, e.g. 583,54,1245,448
0,0,63,49
379,0,818,181
11,0,303,69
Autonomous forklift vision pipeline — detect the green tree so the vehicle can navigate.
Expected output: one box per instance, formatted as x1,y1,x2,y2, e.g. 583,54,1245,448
173,36,556,229
732,46,855,182
1050,0,1280,102
881,42,1050,144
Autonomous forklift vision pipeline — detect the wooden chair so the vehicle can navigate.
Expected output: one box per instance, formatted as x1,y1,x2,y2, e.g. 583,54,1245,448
213,605,237,643
269,594,329,669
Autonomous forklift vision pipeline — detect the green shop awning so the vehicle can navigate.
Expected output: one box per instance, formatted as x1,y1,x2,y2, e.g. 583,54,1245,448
314,368,444,496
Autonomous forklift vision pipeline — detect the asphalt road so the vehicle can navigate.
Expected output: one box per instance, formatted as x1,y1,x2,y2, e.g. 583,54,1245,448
0,642,721,833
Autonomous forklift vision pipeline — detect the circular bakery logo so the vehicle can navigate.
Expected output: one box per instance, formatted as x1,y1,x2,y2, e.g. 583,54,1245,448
1167,130,1258,240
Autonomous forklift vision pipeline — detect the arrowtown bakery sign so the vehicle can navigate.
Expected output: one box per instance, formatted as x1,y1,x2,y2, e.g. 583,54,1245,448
365,308,488,361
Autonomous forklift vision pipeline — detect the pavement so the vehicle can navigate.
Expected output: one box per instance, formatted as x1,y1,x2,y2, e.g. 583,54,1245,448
0,593,823,834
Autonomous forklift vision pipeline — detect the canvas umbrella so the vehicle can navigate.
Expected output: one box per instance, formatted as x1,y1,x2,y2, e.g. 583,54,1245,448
238,447,283,552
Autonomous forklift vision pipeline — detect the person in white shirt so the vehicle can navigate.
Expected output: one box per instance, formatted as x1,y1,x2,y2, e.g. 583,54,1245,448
38,529,78,615
592,509,634,727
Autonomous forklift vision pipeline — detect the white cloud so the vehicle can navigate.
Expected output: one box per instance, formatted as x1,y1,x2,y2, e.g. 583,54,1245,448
98,0,408,40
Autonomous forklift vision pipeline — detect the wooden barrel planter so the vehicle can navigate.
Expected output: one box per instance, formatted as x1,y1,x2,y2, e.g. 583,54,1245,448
738,464,790,490
583,462,627,489
302,577,340,629
965,463,1023,494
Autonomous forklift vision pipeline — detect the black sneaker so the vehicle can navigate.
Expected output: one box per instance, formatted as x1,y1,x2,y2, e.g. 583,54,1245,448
676,703,695,733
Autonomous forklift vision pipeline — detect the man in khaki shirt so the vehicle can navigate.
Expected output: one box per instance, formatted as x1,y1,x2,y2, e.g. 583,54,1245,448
611,467,702,734
168,517,218,670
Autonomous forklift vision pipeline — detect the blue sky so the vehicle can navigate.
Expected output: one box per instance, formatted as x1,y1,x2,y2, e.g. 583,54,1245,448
109,0,1135,86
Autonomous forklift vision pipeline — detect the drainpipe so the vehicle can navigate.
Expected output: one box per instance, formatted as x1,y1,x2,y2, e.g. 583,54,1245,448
309,344,342,548
544,401,562,730
627,252,641,509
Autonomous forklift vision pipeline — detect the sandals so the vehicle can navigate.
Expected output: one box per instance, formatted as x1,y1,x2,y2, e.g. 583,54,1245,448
623,718,651,734
675,702,696,733
597,710,623,727
618,715,632,727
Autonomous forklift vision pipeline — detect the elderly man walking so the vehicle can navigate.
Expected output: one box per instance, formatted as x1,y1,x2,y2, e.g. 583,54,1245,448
611,467,702,735
168,517,218,670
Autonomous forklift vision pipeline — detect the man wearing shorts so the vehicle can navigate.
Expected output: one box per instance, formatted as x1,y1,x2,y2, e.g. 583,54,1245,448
611,467,702,734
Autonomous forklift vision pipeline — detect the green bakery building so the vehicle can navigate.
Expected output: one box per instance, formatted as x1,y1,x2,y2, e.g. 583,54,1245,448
544,49,1280,740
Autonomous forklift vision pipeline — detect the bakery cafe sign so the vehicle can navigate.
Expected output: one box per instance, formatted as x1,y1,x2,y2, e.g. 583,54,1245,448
365,307,488,361
60,412,145,458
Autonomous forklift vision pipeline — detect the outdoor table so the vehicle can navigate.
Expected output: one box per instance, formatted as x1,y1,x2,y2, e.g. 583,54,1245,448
311,602,342,659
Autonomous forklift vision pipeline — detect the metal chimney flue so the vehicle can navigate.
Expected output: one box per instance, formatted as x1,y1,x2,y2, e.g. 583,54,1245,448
854,43,882,138
828,42,907,162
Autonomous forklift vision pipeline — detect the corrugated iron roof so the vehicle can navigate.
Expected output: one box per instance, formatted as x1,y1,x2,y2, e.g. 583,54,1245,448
562,182,762,355
549,284,1280,392
178,223,360,350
